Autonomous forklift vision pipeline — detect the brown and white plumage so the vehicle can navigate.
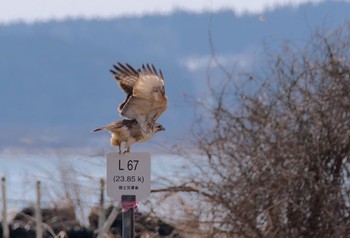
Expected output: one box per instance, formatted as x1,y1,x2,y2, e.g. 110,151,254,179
93,119,165,154
110,63,168,131
94,62,167,153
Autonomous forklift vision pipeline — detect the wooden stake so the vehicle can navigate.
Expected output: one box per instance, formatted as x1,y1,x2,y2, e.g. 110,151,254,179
35,181,43,238
98,178,105,238
1,177,9,238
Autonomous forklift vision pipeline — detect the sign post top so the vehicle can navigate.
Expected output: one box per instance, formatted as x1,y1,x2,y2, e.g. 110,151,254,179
106,152,151,202
107,152,151,160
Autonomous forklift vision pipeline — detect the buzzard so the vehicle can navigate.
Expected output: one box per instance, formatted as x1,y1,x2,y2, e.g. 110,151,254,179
94,63,167,153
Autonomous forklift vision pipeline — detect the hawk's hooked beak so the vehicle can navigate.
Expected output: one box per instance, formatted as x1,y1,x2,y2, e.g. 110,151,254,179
156,125,165,132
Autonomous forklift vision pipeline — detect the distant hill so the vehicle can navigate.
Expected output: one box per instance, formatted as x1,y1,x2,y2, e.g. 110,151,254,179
0,1,349,152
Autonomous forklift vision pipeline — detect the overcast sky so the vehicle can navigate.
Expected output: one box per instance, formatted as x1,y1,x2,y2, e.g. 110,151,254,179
0,0,335,24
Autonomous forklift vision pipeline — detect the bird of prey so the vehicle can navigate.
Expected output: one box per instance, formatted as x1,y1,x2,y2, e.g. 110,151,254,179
94,62,167,153
93,119,165,154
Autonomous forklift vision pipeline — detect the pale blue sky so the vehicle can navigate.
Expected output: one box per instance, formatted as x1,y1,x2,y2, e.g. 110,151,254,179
0,0,333,24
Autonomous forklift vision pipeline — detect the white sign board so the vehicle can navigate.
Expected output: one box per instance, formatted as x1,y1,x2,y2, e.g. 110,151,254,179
107,152,151,202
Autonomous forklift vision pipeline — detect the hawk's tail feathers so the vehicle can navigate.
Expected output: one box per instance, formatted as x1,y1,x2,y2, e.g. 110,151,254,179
93,127,103,132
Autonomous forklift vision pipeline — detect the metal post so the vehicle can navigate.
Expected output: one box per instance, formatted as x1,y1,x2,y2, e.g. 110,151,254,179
35,181,43,238
97,178,105,238
2,177,9,238
122,195,135,238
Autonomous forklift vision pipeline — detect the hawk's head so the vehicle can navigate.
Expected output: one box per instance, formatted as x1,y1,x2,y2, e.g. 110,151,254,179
154,123,165,133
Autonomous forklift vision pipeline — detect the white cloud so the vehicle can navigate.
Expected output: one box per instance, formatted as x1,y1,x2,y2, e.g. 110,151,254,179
0,0,330,24
181,51,256,72
182,55,211,72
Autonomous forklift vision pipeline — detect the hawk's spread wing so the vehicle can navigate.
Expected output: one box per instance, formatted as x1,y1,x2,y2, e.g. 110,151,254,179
110,63,168,126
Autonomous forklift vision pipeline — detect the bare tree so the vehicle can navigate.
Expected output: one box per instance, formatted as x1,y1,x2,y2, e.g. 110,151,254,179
156,22,350,237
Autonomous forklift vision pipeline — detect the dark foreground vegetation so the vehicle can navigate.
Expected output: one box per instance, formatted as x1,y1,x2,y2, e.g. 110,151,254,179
0,205,180,238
